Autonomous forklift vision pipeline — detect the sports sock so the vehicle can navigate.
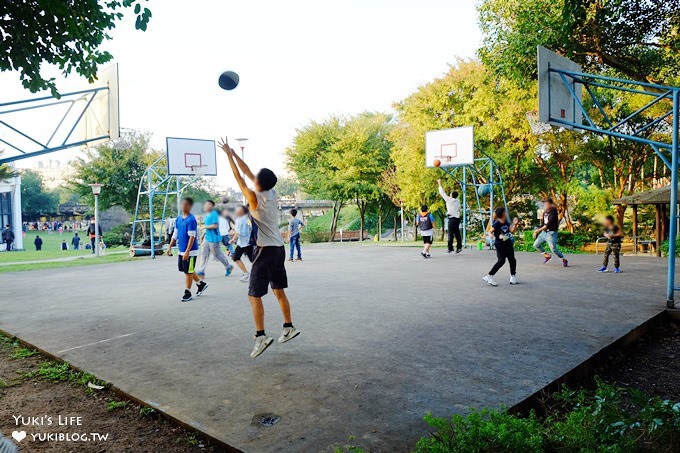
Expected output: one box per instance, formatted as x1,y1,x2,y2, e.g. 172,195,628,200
283,322,293,328
255,330,265,337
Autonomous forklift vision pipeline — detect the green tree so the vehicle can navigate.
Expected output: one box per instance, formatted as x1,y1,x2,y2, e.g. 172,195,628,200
478,0,680,85
20,170,59,219
0,151,17,181
71,132,160,212
0,0,152,96
391,60,538,219
286,113,394,239
276,176,301,199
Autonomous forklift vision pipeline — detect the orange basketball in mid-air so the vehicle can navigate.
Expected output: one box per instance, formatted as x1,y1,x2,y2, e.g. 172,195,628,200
433,159,441,167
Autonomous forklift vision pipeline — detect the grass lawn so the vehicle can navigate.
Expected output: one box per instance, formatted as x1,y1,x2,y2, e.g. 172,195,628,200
0,230,133,272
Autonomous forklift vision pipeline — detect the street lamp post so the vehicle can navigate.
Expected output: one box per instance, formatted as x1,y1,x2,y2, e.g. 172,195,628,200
89,184,102,257
235,138,248,160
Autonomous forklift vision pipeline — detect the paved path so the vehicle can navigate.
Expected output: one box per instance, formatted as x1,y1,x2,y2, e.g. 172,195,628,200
0,245,669,452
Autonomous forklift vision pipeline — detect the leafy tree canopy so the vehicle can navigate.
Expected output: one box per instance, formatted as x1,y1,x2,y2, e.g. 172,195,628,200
478,0,680,85
71,131,160,212
0,0,152,96
20,169,60,218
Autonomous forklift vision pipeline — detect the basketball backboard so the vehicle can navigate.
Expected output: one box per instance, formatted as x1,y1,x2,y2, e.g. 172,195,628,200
425,126,474,168
166,137,218,176
0,63,120,165
537,46,583,128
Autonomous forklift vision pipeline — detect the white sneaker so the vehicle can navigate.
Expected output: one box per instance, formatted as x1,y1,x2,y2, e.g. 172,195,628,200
278,326,301,343
250,335,273,359
509,275,517,285
483,275,498,286
239,273,250,283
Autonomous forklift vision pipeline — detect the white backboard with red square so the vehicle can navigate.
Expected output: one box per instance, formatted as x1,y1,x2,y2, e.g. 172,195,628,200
537,46,583,128
425,126,474,168
166,137,217,176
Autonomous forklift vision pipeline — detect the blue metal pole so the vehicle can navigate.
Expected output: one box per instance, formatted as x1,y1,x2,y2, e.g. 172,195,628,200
148,171,156,260
462,166,467,247
667,90,679,308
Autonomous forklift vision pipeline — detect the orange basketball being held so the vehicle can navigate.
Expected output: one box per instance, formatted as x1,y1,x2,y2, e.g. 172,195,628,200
433,159,441,167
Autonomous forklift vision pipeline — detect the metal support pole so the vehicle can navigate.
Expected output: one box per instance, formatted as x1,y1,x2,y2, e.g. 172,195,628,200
667,90,679,308
94,195,100,257
148,171,156,260
462,166,467,247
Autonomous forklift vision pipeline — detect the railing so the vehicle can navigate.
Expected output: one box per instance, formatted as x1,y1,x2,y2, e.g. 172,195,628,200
594,235,656,255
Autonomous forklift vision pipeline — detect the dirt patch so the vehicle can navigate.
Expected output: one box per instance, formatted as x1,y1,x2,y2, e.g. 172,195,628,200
599,317,680,401
0,338,230,452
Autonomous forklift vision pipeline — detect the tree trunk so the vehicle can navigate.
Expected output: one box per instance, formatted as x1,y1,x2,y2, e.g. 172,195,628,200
615,204,626,231
329,200,343,242
393,212,398,240
356,199,366,242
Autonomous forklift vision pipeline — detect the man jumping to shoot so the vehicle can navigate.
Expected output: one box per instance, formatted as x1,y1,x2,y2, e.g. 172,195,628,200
219,137,300,358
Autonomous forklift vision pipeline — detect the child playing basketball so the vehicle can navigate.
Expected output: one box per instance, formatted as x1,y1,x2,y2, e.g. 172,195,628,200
598,215,623,273
166,197,208,302
417,205,435,258
219,137,300,359
483,207,519,286
231,205,253,283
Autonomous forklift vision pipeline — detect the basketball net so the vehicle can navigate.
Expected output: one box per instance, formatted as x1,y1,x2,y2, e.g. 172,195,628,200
525,110,552,135
189,165,208,177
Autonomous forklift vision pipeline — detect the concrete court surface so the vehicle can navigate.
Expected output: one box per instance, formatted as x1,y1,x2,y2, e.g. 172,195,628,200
0,244,671,452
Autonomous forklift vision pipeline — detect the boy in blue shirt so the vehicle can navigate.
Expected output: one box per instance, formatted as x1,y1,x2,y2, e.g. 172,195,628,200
196,200,233,278
166,197,208,302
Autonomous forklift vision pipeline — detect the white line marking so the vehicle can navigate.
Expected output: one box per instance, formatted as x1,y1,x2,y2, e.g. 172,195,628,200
57,332,135,354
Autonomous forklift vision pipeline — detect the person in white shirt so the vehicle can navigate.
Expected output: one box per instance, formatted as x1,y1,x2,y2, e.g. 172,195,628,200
438,179,462,253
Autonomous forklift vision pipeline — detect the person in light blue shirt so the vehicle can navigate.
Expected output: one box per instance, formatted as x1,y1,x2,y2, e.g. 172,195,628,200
196,200,233,278
230,205,254,282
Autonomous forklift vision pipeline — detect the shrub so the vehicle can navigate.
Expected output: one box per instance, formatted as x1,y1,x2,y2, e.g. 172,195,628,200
103,223,132,247
414,381,680,453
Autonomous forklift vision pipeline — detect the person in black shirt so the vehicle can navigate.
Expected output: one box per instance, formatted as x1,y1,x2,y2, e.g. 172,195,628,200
34,235,43,251
2,225,14,252
532,198,568,267
483,207,519,286
598,215,623,273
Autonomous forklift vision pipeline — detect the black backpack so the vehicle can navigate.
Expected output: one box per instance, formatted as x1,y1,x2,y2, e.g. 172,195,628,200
418,214,433,231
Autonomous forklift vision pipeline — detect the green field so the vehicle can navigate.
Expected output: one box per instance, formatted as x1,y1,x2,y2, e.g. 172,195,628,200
0,231,132,272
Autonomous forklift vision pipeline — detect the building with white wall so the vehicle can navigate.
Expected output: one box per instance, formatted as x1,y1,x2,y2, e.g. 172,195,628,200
0,175,23,250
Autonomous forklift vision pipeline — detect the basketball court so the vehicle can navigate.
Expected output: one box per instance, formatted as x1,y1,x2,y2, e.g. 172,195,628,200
0,245,669,452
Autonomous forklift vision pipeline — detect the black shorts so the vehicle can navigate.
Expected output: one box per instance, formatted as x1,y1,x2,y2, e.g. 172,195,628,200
232,245,253,262
249,246,288,297
177,255,197,274
422,235,433,244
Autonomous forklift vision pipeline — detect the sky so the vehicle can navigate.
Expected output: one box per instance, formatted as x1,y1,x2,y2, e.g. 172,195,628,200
1,0,482,189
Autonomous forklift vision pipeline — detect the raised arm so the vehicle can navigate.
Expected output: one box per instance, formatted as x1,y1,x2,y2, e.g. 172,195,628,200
219,137,258,210
232,149,256,181
437,179,450,201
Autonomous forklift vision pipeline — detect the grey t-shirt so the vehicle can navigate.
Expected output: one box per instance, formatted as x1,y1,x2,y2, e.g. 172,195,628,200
289,218,304,236
252,189,284,247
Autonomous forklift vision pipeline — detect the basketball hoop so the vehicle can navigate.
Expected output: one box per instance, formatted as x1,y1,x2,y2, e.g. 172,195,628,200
526,110,552,135
189,165,209,177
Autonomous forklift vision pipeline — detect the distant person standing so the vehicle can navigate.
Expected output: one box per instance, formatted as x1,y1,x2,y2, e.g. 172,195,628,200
2,225,14,252
533,198,568,267
438,179,462,253
61,240,68,251
417,205,436,258
71,232,81,250
288,209,304,262
86,219,102,254
34,235,43,251
598,215,623,273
